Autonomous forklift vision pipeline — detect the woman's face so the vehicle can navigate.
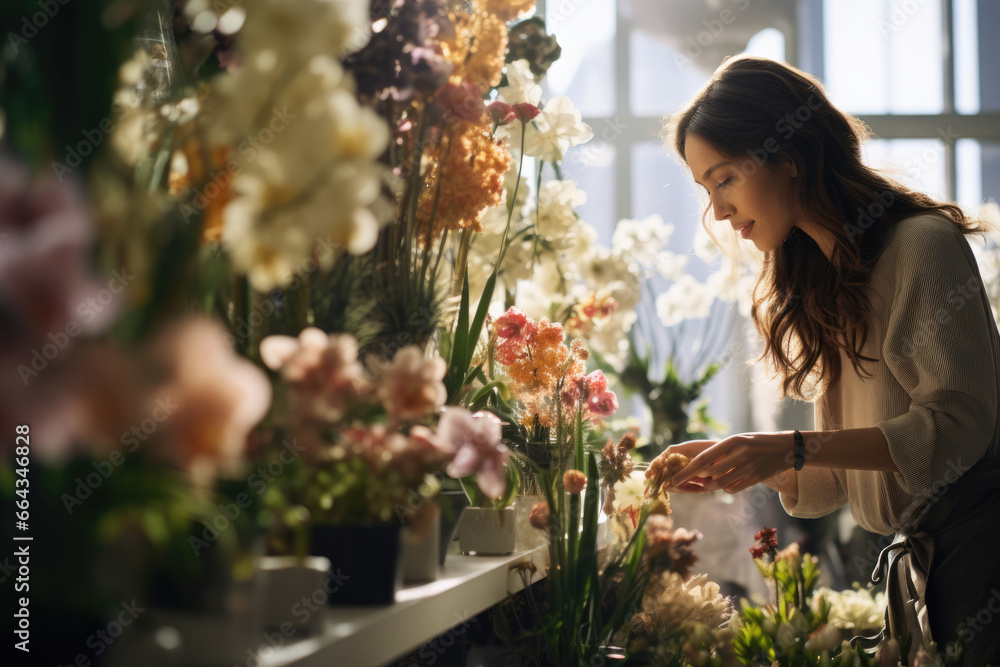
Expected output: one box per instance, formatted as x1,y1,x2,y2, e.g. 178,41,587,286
684,133,798,253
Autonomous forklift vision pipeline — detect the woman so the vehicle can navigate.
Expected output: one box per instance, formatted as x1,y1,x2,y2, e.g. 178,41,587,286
652,54,1000,663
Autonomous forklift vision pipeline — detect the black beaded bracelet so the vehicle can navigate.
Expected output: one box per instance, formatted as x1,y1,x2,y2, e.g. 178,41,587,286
793,430,805,471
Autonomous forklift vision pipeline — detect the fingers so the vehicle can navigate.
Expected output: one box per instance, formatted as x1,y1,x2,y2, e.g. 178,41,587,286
700,468,754,493
666,477,712,494
721,477,758,494
668,446,724,486
663,440,717,458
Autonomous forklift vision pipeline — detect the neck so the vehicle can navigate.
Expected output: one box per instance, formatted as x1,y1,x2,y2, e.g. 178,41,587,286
796,219,836,263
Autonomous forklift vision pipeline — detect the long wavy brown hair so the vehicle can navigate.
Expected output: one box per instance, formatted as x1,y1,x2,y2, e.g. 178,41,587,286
662,55,991,401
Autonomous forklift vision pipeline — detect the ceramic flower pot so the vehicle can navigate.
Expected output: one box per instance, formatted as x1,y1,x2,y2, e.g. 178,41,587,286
401,503,441,584
309,523,402,605
437,489,470,565
457,507,516,556
256,555,331,634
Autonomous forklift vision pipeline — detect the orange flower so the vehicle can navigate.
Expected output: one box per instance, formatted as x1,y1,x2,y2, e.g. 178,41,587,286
446,11,508,95
169,139,232,246
416,119,511,244
563,469,587,494
476,0,536,23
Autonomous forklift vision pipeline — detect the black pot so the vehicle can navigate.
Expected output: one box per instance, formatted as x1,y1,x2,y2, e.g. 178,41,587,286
437,489,470,565
309,523,402,605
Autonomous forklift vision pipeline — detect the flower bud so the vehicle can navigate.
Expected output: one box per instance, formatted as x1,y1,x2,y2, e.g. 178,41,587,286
563,469,587,494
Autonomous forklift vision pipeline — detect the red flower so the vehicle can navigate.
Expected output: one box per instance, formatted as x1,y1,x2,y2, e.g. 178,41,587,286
487,100,516,126
512,102,541,123
496,306,528,340
749,526,779,560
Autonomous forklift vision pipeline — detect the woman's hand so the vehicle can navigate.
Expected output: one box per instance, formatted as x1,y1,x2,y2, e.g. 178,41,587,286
666,432,795,494
645,439,717,494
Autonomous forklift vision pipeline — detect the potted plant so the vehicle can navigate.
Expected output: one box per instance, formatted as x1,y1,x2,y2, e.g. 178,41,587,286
438,406,518,556
259,328,482,603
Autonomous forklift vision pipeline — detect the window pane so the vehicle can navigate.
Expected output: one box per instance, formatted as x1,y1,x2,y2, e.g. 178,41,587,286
545,0,616,117
957,138,982,212
630,142,706,277
824,0,944,114
984,142,1000,207
824,0,888,113
954,0,980,114
887,0,943,114
628,28,708,117
561,141,616,245
978,2,1000,112
863,138,948,202
743,27,785,62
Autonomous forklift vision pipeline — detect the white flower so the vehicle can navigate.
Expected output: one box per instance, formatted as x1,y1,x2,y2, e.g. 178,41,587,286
586,308,638,372
693,223,722,262
654,250,688,282
209,38,390,292
611,214,675,267
612,469,649,514
580,247,641,299
522,96,594,163
238,0,371,64
498,59,542,106
706,257,756,318
536,180,586,238
810,586,886,632
655,274,716,327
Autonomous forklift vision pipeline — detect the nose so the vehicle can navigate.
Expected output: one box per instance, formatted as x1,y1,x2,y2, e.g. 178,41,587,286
711,193,735,222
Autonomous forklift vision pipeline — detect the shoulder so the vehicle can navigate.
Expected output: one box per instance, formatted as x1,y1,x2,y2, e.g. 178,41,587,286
877,212,973,275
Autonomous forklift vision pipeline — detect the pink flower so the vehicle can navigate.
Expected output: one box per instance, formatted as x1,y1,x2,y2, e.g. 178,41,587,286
439,407,509,499
583,370,608,398
495,306,528,340
153,317,272,484
528,501,550,530
347,424,453,484
437,81,486,124
0,157,116,448
376,345,447,422
560,377,583,410
0,156,113,343
587,390,618,418
260,328,370,422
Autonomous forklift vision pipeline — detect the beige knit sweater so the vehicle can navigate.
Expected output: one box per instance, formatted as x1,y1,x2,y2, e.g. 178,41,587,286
780,212,1000,535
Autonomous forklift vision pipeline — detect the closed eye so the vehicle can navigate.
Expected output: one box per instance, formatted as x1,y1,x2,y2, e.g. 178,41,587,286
716,177,733,189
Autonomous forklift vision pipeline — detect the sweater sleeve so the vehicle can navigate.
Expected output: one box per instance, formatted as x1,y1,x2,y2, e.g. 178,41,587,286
876,219,997,497
780,467,848,518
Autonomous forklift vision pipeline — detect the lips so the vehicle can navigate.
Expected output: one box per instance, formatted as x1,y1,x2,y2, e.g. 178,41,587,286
736,221,755,239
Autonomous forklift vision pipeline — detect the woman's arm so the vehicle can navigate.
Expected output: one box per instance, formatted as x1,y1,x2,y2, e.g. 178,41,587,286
796,427,898,472
666,426,899,494
759,469,797,500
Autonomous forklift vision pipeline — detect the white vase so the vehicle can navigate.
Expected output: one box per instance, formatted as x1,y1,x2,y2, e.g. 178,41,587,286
457,507,516,556
256,555,331,635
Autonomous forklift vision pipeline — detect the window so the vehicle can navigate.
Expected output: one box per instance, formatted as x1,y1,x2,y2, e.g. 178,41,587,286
538,0,1000,437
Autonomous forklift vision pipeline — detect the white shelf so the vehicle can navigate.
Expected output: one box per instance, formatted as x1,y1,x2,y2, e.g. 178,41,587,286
262,543,549,667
